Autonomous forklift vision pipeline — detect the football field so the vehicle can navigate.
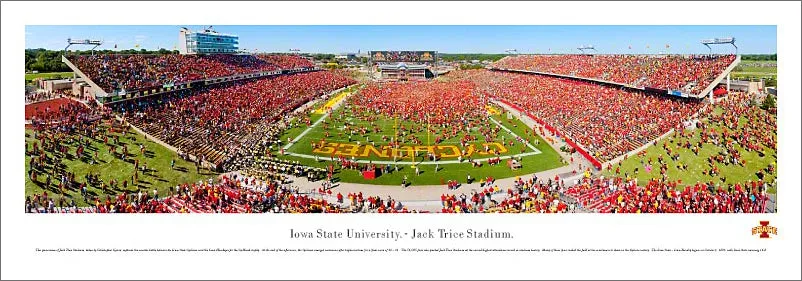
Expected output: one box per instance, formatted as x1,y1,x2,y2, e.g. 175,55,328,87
275,88,567,186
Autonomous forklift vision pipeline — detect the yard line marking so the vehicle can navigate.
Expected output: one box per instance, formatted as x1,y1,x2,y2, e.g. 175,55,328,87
488,116,541,153
283,111,331,151
283,87,358,151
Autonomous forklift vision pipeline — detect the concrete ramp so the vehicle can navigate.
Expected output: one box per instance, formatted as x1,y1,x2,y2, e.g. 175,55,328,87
61,55,109,98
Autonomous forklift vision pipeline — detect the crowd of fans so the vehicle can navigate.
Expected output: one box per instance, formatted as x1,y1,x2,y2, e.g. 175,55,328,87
25,98,130,209
26,98,106,129
117,71,356,169
69,54,315,92
492,54,735,95
25,50,776,214
224,105,318,171
453,70,703,162
348,80,486,127
244,158,327,182
443,174,579,213
332,80,537,164
23,93,346,214
564,175,770,213
568,91,776,213
26,174,348,213
372,51,434,62
26,89,74,104
257,54,316,69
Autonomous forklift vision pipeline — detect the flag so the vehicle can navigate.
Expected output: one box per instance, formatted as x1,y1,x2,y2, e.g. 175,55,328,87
666,44,670,49
135,44,140,48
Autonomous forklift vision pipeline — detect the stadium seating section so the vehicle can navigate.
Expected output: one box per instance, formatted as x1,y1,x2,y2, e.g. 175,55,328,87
492,54,735,95
69,54,316,92
119,71,356,167
450,70,703,163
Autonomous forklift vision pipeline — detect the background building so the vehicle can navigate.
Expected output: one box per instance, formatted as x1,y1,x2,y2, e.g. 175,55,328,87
377,62,432,81
178,26,239,55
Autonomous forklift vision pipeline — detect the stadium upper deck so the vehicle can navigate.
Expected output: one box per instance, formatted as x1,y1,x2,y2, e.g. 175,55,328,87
491,54,737,96
63,54,318,102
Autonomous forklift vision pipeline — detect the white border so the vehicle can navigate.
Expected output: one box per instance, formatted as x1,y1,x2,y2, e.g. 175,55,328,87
2,1,800,280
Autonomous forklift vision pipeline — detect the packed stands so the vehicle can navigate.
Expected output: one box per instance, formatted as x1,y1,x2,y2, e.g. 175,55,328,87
257,54,316,69
453,70,703,164
492,54,736,95
117,71,356,169
68,54,314,92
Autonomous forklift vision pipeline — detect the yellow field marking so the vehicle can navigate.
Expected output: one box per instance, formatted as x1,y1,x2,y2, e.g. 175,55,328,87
486,105,501,115
314,90,350,114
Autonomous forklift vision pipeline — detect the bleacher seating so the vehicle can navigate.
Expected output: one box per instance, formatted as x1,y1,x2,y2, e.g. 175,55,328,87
492,54,736,95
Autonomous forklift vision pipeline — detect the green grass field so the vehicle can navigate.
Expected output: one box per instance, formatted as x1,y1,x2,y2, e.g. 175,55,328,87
25,72,73,83
603,107,777,194
25,125,217,207
735,66,777,74
275,95,566,186
732,60,777,85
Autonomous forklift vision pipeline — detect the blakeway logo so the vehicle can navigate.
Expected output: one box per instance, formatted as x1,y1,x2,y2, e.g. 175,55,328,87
752,221,778,239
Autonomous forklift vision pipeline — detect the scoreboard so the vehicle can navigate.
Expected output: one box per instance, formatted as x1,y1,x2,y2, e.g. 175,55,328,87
370,51,437,62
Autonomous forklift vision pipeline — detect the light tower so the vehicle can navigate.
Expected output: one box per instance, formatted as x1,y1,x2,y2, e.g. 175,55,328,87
700,37,738,104
577,45,597,54
64,38,103,55
701,37,737,55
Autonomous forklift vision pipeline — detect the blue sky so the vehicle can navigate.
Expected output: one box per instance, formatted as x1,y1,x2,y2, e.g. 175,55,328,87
25,25,776,54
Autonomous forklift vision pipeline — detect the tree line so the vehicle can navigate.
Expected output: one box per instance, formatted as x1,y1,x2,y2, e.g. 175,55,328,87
740,54,777,61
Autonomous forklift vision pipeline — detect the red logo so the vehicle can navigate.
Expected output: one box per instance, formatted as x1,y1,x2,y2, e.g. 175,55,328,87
752,221,778,238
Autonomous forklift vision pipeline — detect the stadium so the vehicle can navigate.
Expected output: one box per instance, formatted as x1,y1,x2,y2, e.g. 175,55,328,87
24,27,777,214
